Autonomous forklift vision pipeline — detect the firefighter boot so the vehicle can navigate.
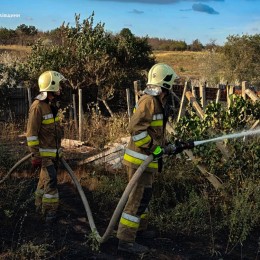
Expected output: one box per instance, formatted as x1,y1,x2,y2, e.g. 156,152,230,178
42,203,58,223
118,240,149,254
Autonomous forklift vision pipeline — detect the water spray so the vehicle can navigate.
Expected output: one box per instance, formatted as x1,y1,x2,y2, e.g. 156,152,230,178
194,128,260,147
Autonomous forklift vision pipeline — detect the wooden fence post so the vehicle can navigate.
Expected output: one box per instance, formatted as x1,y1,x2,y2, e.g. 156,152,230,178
78,88,83,141
185,90,231,160
228,85,235,108
192,85,196,98
73,93,78,132
126,88,132,121
245,88,259,102
216,84,221,103
101,99,114,117
226,83,231,108
134,80,141,104
199,82,206,109
250,120,259,130
27,87,32,108
185,91,205,119
242,81,248,100
177,81,190,122
229,85,234,96
69,106,73,121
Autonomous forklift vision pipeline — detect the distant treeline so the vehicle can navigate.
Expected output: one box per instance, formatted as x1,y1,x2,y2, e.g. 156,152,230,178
0,24,219,51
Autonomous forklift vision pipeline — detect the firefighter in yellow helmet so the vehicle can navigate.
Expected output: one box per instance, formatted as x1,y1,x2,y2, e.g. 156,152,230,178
117,63,194,254
26,71,66,222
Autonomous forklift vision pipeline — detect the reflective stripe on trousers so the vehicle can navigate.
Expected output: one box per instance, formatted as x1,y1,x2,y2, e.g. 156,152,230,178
27,135,39,146
120,212,140,229
42,192,59,203
35,158,59,215
117,166,154,242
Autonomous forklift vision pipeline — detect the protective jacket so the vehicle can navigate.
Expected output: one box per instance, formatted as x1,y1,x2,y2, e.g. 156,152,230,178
123,94,165,172
26,99,62,159
117,93,166,243
26,98,63,217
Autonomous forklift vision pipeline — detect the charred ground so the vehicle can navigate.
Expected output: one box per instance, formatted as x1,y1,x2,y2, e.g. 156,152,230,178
0,136,259,260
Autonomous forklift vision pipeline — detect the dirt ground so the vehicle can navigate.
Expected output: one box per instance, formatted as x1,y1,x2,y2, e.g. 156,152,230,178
0,181,219,260
1,176,259,260
0,136,259,260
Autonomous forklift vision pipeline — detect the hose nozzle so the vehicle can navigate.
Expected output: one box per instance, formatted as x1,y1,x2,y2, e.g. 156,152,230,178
164,140,195,155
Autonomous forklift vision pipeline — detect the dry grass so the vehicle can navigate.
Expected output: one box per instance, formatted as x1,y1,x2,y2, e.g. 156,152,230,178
0,45,203,80
0,45,31,60
0,45,31,52
153,50,205,80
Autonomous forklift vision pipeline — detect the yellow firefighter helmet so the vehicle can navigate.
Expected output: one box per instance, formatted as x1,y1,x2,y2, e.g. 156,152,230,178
38,71,65,92
147,63,178,90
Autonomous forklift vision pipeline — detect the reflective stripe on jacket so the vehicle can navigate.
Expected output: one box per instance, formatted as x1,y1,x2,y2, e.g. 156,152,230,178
123,94,165,172
26,99,62,158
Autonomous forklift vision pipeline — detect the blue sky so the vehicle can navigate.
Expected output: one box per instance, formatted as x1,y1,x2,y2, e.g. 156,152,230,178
1,0,260,45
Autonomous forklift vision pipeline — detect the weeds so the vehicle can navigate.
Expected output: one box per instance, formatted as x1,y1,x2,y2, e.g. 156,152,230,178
151,189,211,236
14,241,50,259
224,180,260,254
92,173,127,213
63,109,128,148
0,103,259,259
85,230,101,252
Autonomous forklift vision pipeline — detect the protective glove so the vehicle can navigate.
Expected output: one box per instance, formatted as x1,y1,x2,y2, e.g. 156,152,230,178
152,145,164,160
164,140,194,155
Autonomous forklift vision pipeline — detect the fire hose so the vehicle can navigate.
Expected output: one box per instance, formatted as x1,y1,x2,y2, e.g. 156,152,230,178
2,128,259,242
0,153,32,185
0,152,154,243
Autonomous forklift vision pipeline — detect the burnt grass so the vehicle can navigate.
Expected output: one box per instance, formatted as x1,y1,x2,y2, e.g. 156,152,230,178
0,139,259,260
1,177,208,260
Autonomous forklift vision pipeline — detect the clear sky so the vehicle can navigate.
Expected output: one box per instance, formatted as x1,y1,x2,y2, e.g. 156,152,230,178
1,0,260,45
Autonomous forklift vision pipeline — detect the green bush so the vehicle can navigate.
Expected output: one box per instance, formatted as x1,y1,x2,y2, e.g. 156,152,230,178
150,95,260,254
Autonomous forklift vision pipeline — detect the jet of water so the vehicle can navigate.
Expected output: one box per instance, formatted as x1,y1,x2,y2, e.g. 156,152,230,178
194,128,260,147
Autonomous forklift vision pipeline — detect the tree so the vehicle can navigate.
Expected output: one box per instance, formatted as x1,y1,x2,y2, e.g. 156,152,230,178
18,13,155,109
116,28,154,69
16,24,38,36
15,24,38,45
199,49,225,86
189,39,204,51
221,34,260,86
170,40,187,51
0,28,17,44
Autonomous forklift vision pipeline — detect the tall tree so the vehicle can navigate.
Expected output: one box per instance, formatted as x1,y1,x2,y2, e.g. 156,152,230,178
221,34,260,86
18,13,155,106
0,28,17,44
189,39,204,51
16,24,38,35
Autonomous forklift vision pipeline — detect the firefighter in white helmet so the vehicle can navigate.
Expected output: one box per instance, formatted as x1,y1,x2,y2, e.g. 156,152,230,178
26,70,66,222
117,63,194,254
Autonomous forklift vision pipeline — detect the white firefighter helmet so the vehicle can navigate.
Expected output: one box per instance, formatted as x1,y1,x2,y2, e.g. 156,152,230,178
36,71,65,100
147,63,178,90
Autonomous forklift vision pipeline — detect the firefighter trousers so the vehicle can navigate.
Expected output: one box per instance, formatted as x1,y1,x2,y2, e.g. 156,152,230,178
35,158,59,216
117,166,154,242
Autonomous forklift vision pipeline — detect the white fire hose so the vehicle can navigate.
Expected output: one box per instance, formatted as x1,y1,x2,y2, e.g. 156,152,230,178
1,152,153,243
